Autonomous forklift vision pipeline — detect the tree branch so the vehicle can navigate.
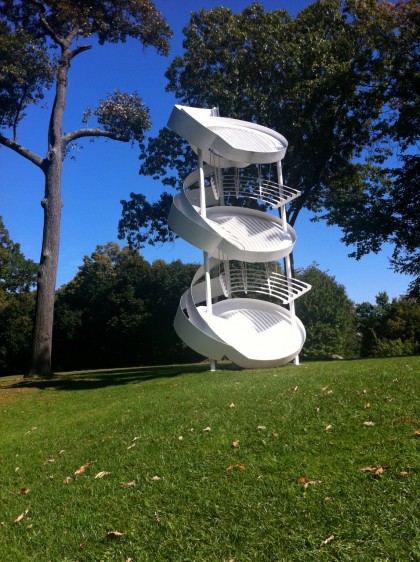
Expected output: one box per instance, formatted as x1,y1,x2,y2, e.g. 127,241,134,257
62,128,126,146
0,134,44,168
71,44,92,59
27,0,66,47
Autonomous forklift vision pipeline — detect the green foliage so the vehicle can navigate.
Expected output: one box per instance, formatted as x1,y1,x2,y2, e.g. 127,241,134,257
0,217,38,294
0,357,418,560
356,291,420,358
91,90,151,143
53,243,200,370
0,218,37,374
0,22,54,135
296,264,359,360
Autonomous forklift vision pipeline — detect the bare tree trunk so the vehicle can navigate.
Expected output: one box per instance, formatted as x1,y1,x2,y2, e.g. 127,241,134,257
28,158,63,378
26,45,69,378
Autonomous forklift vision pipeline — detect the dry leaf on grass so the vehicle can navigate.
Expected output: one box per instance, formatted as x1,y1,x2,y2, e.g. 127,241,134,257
13,488,30,496
63,476,72,484
43,458,55,464
364,403,371,409
398,471,409,479
121,479,136,488
320,534,335,547
363,421,375,426
127,443,136,450
297,476,308,485
94,471,111,479
361,464,388,476
226,464,247,471
106,531,124,539
24,427,37,435
151,475,161,481
14,507,29,523
203,426,211,432
272,432,279,439
178,436,184,441
73,463,90,477
325,424,333,431
229,403,235,408
257,425,266,431
232,441,240,448
414,430,420,436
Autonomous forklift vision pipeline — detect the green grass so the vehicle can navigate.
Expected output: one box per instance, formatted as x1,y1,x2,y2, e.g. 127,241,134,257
0,357,419,561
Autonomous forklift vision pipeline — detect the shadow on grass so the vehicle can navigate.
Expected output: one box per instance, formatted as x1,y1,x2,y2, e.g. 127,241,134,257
2,362,239,392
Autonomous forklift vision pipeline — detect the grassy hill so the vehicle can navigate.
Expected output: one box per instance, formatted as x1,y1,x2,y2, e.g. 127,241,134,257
0,357,419,561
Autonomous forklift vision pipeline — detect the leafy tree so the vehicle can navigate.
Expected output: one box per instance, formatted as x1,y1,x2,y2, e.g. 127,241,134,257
295,264,359,360
0,1,172,378
356,291,420,357
0,218,37,374
53,244,199,370
119,0,419,289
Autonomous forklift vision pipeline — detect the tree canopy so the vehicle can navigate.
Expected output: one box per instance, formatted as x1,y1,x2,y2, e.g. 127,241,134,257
119,0,419,293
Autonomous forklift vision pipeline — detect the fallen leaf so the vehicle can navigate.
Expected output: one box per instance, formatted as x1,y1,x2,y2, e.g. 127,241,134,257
15,467,20,473
203,427,211,432
127,443,136,450
229,403,235,408
120,480,136,489
322,386,329,392
364,421,375,426
398,471,409,479
361,464,388,475
414,430,420,436
154,512,161,525
257,425,266,431
232,440,240,448
272,432,279,439
63,476,72,484
324,496,332,502
152,475,161,481
297,476,308,485
325,424,333,431
106,531,124,540
178,436,184,441
95,471,111,479
13,488,30,496
73,463,90,477
14,507,29,523
226,464,247,471
43,458,55,464
304,479,322,489
292,386,299,392
364,403,371,409
24,427,37,435
27,524,33,529
320,534,335,547
59,450,65,455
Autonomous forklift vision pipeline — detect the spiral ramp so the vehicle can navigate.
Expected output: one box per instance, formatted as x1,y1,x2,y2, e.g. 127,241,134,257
167,105,311,369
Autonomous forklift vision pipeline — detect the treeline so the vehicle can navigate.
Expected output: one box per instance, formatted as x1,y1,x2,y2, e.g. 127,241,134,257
1,219,419,375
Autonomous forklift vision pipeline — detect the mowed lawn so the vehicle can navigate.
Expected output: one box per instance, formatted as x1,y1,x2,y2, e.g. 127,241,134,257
0,357,419,561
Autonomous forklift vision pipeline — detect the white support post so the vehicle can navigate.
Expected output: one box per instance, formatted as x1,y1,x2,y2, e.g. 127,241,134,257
277,162,288,232
278,161,299,365
198,148,206,218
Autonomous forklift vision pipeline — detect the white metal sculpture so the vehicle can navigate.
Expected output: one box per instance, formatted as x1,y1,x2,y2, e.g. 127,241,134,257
167,105,311,369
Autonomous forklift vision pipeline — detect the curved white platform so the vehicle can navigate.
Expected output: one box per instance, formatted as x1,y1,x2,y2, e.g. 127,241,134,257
167,105,310,369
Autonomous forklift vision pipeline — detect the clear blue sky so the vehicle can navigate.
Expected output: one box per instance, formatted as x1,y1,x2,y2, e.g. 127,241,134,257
0,0,413,304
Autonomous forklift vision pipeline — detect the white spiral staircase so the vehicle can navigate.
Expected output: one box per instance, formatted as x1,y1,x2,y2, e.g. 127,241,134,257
167,105,311,369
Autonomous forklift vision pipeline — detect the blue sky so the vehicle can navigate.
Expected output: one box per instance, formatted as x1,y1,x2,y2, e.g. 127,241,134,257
0,0,413,304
